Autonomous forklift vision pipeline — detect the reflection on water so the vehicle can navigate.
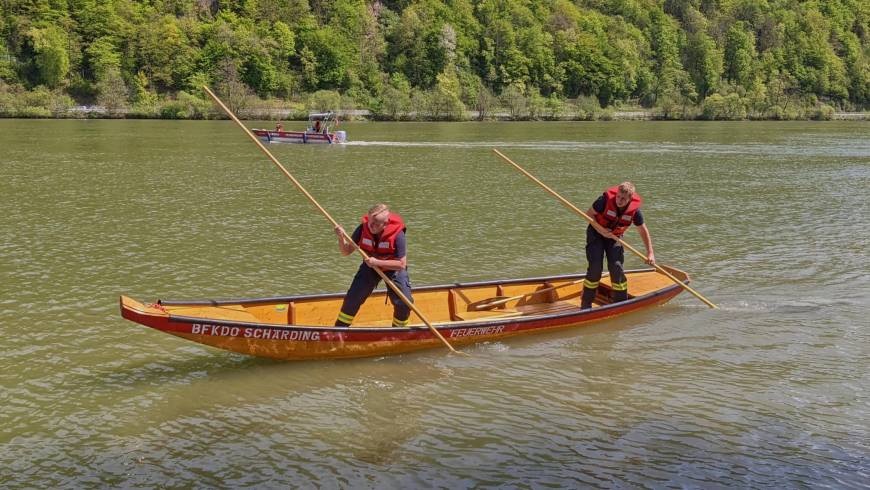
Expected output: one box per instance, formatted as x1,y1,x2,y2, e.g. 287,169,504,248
1,120,868,487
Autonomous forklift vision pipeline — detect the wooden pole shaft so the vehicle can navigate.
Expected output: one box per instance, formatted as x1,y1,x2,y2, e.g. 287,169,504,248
492,149,718,309
203,86,465,353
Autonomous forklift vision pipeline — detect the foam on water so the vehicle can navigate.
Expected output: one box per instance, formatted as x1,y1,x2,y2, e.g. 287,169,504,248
346,139,870,157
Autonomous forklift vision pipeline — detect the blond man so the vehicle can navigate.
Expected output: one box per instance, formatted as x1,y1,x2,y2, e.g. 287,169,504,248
581,182,655,309
334,204,413,327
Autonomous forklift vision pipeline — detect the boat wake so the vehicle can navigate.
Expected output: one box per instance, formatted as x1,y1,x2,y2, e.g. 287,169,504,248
345,140,615,150
698,298,862,314
345,140,870,157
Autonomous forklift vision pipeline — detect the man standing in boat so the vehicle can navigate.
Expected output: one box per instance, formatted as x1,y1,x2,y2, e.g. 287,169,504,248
333,204,413,328
581,182,656,309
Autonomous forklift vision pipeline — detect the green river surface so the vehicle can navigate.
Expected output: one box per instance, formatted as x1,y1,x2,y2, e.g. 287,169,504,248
1,120,868,488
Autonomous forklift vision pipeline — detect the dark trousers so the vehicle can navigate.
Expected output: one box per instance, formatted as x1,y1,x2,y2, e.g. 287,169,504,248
336,264,413,326
581,225,628,308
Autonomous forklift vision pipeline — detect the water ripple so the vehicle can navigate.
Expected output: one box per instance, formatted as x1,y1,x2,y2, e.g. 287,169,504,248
1,120,868,487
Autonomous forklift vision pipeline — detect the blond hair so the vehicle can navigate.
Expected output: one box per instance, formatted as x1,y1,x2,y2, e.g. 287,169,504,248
617,182,636,195
368,203,390,218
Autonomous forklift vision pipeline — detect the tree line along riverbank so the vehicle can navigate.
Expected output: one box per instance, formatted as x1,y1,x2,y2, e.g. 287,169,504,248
1,86,867,121
1,0,867,121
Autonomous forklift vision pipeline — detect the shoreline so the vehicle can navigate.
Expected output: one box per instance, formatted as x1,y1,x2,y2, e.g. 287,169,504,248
0,109,866,121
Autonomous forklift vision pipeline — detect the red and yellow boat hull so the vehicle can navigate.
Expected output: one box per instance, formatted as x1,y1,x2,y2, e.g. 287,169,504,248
121,267,687,360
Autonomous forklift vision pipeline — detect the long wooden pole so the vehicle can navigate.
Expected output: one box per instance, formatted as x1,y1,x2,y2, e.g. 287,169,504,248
492,149,718,309
203,86,464,353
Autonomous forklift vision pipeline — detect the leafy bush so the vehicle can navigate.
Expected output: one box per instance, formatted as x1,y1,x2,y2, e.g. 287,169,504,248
701,93,747,120
811,103,835,121
18,106,52,118
158,91,212,119
573,96,602,120
501,85,527,120
307,90,341,113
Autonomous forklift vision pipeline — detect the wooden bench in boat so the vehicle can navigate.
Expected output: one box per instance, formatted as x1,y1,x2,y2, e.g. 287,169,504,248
515,300,583,315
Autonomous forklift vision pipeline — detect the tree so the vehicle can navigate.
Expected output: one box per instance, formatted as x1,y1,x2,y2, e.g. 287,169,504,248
558,31,616,101
241,51,278,96
724,22,756,90
0,0,867,117
702,92,746,120
473,80,496,120
26,26,69,88
433,68,465,119
781,8,850,101
0,43,16,81
134,14,195,92
298,27,351,90
85,36,121,82
386,5,448,89
476,0,555,93
96,69,129,116
216,60,251,114
131,70,158,108
647,8,693,107
374,73,412,120
307,89,341,112
252,0,312,26
543,93,565,120
501,83,527,119
685,31,722,97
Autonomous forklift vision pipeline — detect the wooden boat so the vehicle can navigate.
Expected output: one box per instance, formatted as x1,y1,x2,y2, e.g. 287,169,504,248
121,267,687,361
252,112,346,144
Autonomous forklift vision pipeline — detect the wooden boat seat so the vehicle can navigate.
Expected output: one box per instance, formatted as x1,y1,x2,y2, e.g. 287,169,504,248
515,300,582,315
451,300,582,322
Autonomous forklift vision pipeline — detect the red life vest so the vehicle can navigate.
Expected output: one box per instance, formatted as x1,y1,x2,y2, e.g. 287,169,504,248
359,213,406,259
594,186,642,237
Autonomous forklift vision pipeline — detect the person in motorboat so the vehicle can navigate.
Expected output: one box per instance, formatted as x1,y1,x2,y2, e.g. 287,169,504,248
333,204,413,327
581,182,656,309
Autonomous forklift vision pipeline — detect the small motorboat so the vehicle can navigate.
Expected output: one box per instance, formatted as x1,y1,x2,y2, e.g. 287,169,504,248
120,267,688,361
252,112,347,144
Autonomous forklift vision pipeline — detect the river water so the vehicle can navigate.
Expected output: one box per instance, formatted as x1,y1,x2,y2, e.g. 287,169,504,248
1,120,868,487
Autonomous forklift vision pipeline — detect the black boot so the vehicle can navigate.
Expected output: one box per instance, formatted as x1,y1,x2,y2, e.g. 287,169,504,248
580,287,597,309
611,290,628,303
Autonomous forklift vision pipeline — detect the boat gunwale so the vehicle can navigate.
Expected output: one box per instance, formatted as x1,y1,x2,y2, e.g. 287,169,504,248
149,268,686,333
157,268,660,306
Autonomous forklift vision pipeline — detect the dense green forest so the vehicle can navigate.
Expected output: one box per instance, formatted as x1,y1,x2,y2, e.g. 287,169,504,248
0,0,868,119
